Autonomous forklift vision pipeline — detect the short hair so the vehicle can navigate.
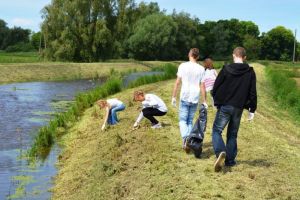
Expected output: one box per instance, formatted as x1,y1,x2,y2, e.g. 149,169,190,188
233,47,246,58
133,90,144,101
189,48,200,59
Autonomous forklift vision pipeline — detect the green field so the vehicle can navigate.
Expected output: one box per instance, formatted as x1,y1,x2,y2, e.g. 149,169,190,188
51,63,300,199
0,51,41,63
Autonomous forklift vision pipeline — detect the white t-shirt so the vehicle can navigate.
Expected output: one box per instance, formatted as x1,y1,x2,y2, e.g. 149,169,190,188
142,94,168,112
201,69,217,92
107,98,123,108
177,61,205,103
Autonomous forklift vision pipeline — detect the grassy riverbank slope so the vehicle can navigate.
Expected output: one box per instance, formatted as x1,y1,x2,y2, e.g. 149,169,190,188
0,62,151,84
52,63,300,200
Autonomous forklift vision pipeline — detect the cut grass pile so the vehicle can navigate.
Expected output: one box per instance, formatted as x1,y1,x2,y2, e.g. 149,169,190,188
52,63,300,200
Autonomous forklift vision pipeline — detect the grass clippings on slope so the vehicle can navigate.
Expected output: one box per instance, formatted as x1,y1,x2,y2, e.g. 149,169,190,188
52,63,300,200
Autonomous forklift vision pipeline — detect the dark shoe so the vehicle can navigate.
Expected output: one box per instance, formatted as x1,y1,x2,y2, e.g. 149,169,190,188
214,151,226,172
193,146,202,158
225,160,236,167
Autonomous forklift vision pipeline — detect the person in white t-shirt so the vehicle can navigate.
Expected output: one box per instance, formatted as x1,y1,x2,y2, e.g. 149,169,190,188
97,98,125,131
201,58,218,107
133,91,167,129
172,48,207,150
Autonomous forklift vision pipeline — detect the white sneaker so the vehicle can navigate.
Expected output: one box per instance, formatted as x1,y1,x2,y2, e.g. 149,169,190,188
151,123,162,129
214,151,226,172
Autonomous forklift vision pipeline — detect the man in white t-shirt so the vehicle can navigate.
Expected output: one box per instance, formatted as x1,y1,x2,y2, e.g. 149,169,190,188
172,48,207,150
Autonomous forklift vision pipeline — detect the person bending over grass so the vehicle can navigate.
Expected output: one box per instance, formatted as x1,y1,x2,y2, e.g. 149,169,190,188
97,98,125,131
172,48,207,151
133,91,167,129
201,57,218,107
212,47,257,172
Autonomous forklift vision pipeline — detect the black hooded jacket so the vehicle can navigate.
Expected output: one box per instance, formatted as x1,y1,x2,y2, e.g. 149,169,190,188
212,63,257,112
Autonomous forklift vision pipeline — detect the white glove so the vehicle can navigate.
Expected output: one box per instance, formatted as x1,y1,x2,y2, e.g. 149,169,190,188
202,102,208,109
101,124,106,131
248,112,255,121
171,97,176,107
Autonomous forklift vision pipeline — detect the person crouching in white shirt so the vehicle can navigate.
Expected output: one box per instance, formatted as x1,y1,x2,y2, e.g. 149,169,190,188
133,91,167,129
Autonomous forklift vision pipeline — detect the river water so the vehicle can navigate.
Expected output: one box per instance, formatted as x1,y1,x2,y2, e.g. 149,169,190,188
0,71,162,199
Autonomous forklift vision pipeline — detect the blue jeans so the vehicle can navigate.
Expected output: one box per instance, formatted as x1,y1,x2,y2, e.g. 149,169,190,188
179,100,198,139
108,104,125,125
212,105,243,166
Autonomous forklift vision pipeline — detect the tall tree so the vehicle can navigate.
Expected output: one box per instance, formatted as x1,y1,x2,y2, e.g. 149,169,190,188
243,34,261,60
171,11,204,60
261,26,295,61
41,0,126,61
2,27,31,50
0,19,9,49
127,14,178,60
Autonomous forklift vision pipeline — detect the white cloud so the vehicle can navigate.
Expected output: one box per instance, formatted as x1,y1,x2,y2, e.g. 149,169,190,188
11,18,35,27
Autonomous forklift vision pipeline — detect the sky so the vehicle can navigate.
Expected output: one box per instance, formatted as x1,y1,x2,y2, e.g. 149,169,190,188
0,0,299,39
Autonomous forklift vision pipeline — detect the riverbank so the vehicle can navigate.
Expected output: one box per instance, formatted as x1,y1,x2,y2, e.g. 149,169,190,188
51,63,300,199
0,62,152,84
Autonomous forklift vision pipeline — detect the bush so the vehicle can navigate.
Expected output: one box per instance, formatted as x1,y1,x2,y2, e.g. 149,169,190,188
5,42,35,52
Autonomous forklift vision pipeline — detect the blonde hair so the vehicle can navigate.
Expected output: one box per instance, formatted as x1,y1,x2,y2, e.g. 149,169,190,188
96,100,108,108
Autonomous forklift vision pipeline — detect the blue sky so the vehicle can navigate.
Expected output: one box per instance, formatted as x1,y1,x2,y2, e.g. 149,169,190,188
0,0,299,39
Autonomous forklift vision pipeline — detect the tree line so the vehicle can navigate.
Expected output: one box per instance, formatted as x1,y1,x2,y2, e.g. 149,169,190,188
1,0,299,62
0,19,42,52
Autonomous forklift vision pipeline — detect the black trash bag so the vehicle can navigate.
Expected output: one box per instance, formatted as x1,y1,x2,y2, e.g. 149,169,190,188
186,104,207,158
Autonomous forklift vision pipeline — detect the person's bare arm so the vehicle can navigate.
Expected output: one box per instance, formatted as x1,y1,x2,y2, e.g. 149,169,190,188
101,105,110,131
172,77,181,107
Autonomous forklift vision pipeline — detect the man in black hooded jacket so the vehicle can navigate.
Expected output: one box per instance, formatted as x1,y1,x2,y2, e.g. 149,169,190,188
212,47,257,172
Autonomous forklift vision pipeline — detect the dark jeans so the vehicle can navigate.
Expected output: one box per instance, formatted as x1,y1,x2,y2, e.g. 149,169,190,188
142,107,166,125
212,105,243,166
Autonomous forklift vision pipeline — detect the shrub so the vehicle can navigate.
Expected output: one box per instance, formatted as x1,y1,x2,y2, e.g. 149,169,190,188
266,67,300,118
5,42,35,52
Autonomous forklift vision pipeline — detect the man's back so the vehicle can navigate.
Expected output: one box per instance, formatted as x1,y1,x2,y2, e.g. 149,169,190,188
177,61,205,103
212,63,257,112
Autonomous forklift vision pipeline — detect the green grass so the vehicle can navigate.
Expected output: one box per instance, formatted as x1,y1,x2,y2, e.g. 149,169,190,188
265,63,300,119
51,63,300,199
0,51,40,63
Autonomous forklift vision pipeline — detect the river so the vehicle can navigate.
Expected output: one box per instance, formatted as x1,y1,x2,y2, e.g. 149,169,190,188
0,71,162,199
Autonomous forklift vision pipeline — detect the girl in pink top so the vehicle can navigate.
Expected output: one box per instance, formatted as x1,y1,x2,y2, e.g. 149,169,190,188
201,58,218,107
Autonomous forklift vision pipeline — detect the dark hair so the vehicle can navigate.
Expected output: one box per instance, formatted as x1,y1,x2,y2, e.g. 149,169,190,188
189,48,200,60
204,58,214,69
233,47,246,58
